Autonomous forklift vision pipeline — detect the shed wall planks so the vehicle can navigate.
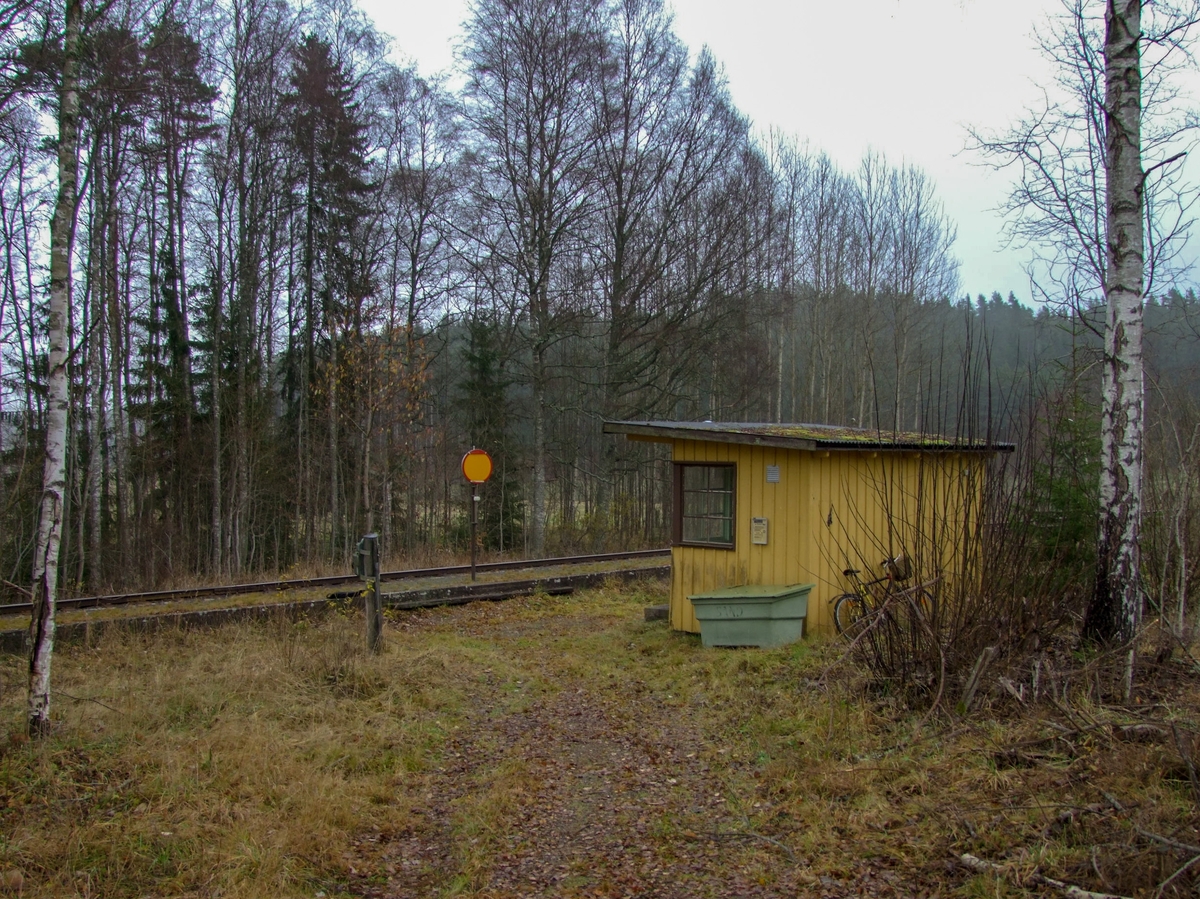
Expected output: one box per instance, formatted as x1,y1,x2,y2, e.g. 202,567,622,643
670,440,983,634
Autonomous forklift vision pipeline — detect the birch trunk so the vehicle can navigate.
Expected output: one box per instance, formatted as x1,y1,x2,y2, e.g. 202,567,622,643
29,0,81,737
1083,0,1144,694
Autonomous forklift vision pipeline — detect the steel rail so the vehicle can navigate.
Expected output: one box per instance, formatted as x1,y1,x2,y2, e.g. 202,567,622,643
0,549,670,616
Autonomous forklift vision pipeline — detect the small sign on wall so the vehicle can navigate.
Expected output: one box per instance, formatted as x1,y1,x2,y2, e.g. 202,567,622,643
751,517,769,545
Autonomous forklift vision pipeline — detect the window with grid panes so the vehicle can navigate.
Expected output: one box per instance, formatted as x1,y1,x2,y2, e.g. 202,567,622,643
673,463,735,547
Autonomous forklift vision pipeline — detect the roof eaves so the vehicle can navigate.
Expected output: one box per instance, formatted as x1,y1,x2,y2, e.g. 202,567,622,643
602,420,1014,453
602,421,816,449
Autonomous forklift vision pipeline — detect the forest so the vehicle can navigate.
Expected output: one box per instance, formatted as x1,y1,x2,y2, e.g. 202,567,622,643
1,0,1198,604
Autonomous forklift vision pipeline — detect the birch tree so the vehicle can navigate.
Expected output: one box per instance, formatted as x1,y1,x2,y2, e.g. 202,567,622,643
1088,0,1145,679
29,0,81,736
593,0,747,472
973,0,1199,689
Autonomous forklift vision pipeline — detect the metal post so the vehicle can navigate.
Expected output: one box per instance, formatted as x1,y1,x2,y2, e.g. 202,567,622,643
470,483,478,582
460,449,492,581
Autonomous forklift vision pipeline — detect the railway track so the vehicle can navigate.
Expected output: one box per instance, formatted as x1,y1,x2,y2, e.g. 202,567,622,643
0,549,670,616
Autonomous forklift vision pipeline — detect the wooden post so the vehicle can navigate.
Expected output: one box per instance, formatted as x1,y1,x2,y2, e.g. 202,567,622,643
366,575,382,654
357,534,383,653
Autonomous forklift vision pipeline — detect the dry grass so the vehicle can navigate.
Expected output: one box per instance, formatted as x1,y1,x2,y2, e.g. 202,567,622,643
0,583,1197,898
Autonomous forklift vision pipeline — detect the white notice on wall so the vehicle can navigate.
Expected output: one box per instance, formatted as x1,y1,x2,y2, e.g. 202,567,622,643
751,517,768,545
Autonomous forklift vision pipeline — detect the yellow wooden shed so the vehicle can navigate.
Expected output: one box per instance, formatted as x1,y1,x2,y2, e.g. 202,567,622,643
602,421,1013,636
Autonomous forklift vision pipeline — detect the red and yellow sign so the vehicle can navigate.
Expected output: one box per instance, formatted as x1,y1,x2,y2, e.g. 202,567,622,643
461,448,493,484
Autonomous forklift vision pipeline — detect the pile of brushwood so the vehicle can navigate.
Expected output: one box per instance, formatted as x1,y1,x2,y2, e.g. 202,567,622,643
825,417,1200,897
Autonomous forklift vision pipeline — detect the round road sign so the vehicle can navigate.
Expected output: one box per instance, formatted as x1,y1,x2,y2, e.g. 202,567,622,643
461,448,493,484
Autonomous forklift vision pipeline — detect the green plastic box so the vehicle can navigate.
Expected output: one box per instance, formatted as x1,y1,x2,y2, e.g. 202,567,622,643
687,583,813,648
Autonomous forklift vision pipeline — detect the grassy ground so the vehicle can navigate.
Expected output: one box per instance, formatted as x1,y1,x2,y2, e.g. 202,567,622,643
0,581,1197,898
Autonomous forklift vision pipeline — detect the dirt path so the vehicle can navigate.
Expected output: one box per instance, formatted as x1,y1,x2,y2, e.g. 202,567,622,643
348,681,814,898
334,601,928,898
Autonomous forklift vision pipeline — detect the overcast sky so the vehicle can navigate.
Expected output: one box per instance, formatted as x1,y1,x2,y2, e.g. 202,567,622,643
357,0,1069,303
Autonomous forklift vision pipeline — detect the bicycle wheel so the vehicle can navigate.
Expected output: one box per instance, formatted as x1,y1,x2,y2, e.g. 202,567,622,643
833,593,868,635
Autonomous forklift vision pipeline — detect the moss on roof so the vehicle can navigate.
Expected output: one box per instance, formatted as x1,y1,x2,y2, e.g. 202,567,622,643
749,424,955,445
602,420,1011,452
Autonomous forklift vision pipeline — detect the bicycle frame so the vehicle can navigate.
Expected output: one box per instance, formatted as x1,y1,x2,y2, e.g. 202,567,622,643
833,561,940,637
841,566,894,610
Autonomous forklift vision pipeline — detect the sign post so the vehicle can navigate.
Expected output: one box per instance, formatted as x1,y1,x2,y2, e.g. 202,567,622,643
354,533,382,653
460,449,493,581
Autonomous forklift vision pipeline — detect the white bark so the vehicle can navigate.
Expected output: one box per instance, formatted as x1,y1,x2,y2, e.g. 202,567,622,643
1085,0,1144,686
29,0,81,736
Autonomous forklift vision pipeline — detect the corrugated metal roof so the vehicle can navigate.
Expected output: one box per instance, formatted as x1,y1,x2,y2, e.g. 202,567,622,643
601,420,1014,452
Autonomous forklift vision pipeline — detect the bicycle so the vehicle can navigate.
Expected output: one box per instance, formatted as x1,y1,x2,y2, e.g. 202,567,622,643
832,555,938,637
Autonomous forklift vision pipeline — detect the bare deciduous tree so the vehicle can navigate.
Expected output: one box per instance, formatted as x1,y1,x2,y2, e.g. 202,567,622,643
29,0,81,737
973,0,1200,693
1091,0,1147,687
462,0,607,555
